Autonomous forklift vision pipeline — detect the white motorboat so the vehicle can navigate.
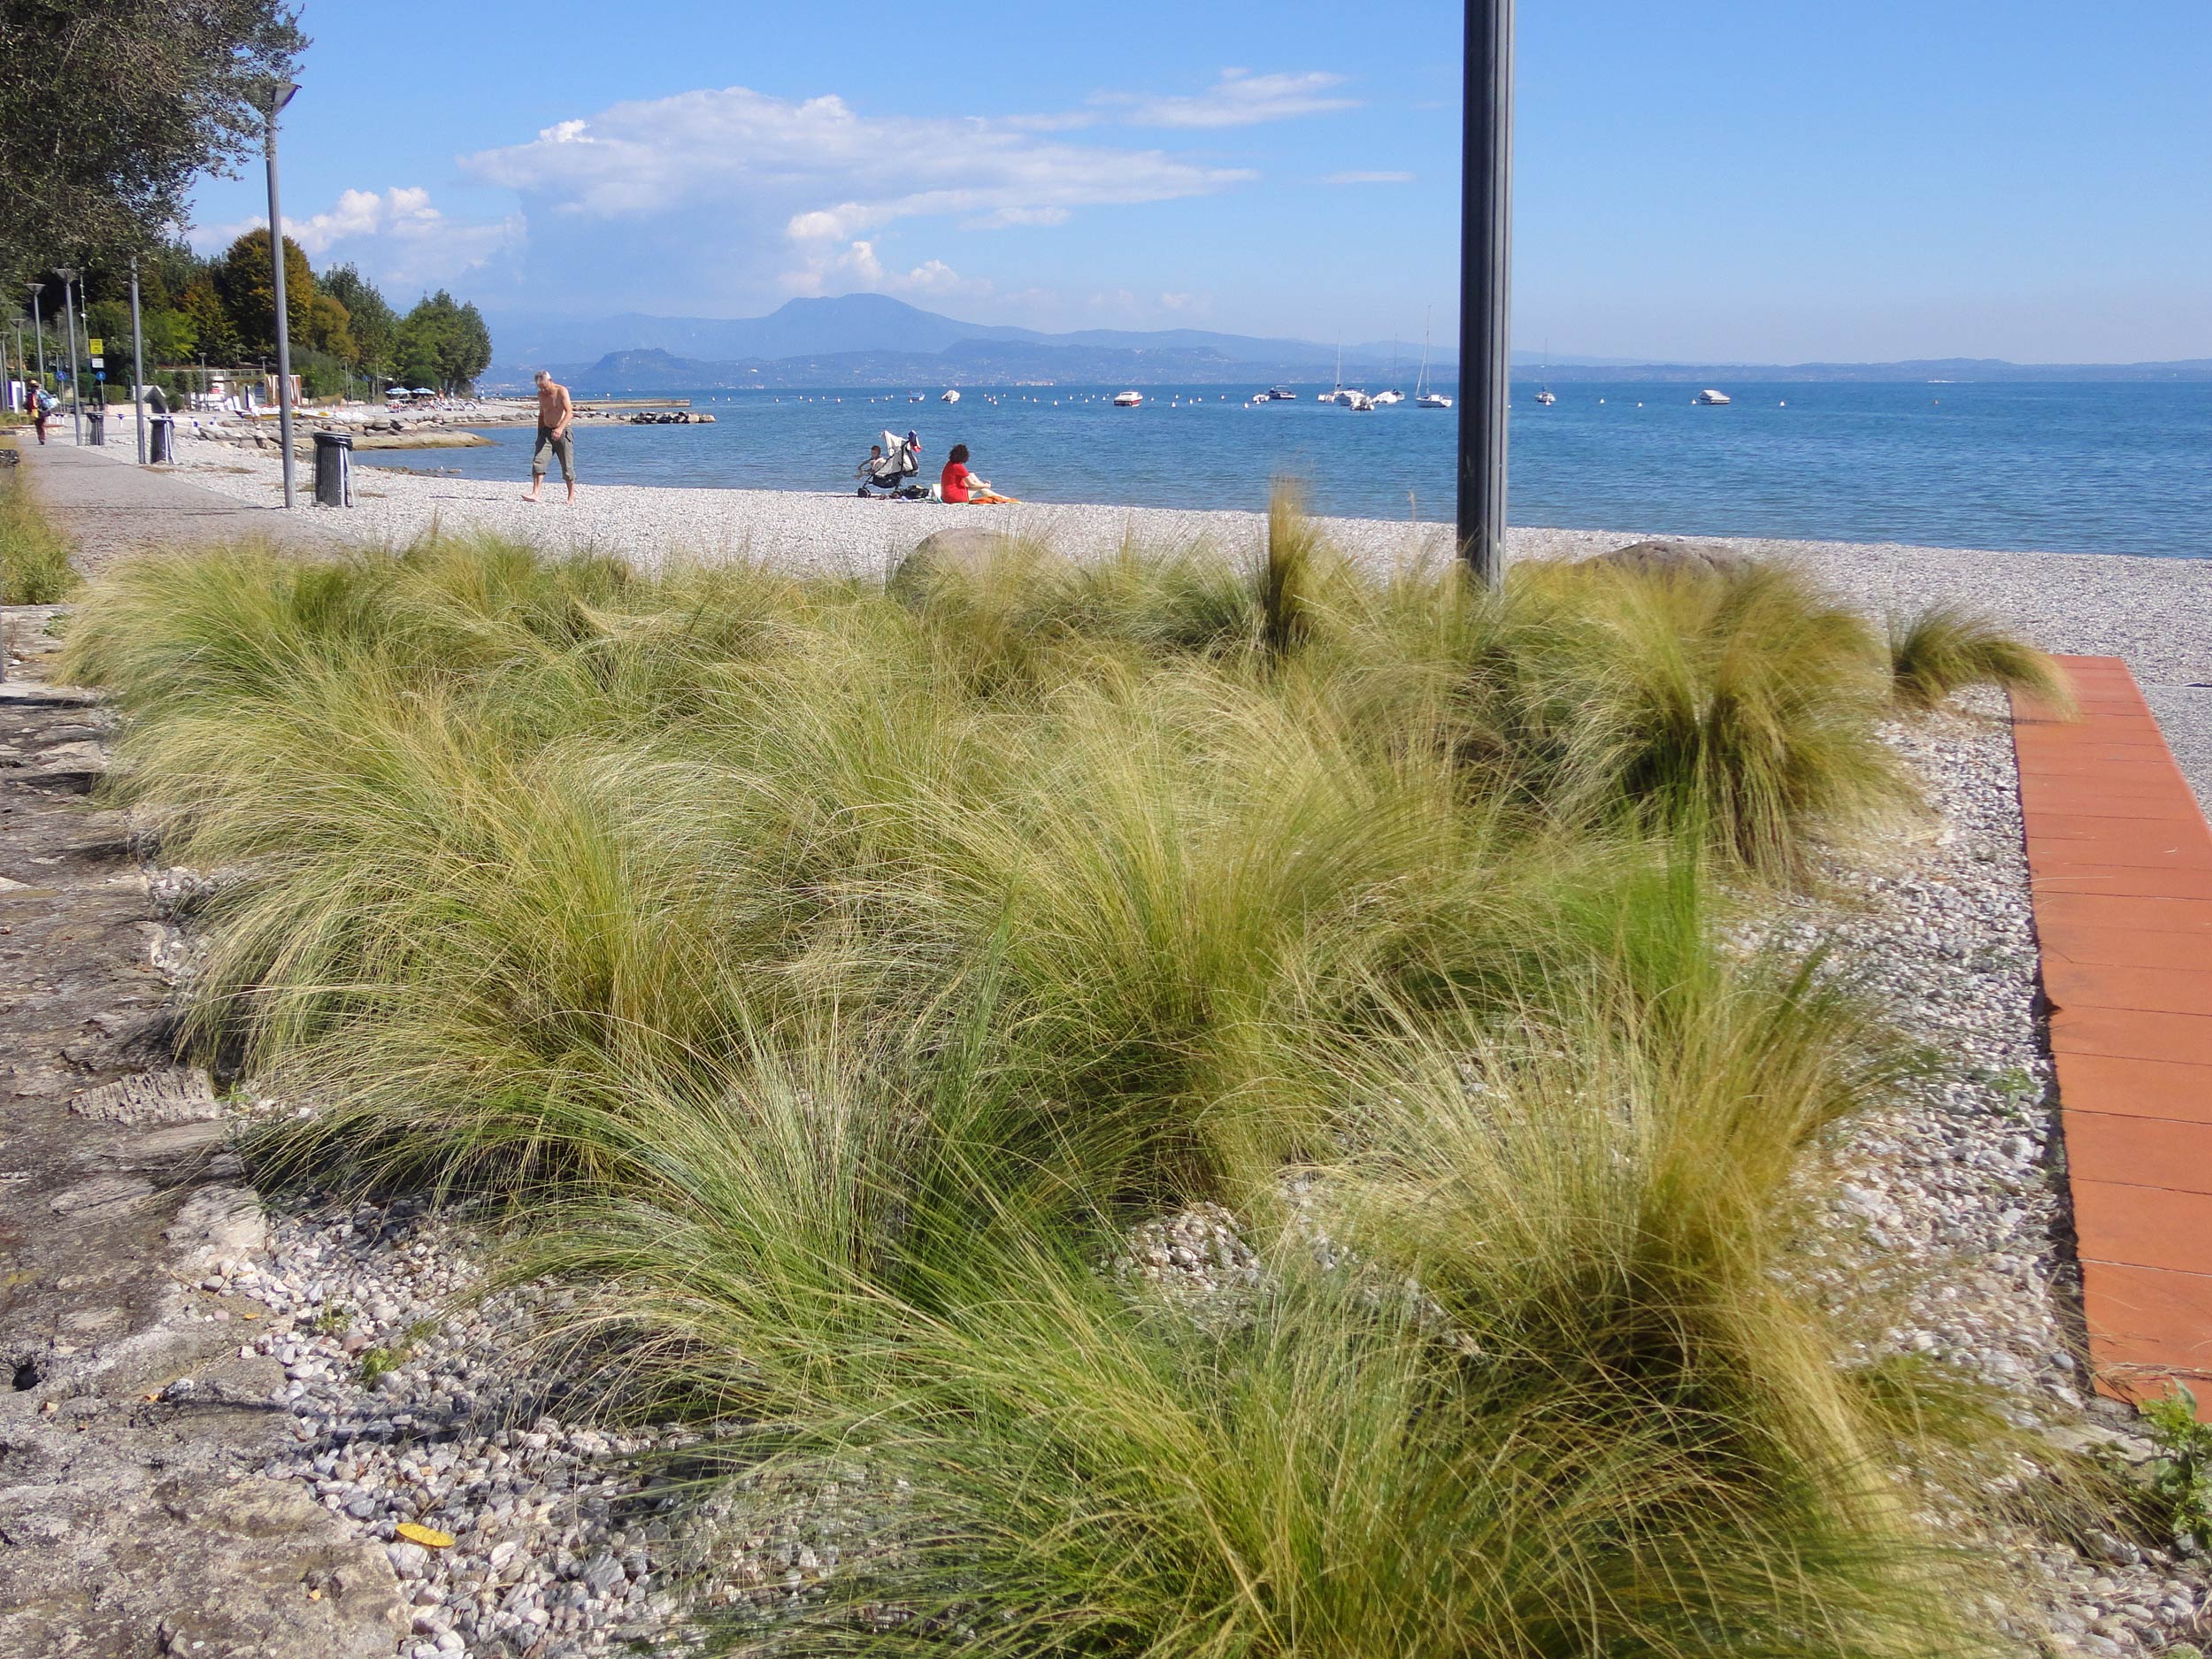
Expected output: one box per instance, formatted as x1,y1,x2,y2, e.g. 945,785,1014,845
1345,390,1376,411
940,388,960,403
1533,388,1557,405
1112,389,1143,407
1695,388,1731,405
1371,388,1403,405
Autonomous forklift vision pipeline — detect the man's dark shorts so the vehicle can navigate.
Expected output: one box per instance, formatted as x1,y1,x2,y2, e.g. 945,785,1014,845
533,425,574,484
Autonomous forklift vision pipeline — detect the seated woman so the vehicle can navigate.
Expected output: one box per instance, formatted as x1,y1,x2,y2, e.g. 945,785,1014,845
940,443,1018,504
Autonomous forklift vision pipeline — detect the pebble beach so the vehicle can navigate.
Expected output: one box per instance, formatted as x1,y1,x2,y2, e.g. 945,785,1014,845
156,429,2212,806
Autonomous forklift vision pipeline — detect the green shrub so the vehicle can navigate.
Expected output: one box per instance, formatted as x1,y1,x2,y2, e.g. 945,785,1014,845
2140,1385,2212,1551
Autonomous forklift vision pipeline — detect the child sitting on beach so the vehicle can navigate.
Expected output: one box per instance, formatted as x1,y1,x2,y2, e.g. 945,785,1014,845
940,443,1018,504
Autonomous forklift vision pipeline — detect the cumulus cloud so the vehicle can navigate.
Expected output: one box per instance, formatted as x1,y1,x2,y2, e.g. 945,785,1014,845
1321,170,1414,185
457,84,1268,308
465,86,1249,233
197,185,523,290
784,238,991,303
1102,70,1357,129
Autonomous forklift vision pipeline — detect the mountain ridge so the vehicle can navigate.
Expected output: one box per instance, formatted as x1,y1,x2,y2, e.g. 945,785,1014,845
481,295,2212,392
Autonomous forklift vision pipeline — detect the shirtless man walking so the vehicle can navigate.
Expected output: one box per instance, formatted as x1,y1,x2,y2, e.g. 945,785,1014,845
524,369,575,503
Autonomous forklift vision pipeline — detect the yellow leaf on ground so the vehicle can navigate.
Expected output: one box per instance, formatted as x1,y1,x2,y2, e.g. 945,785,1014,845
395,1522,454,1549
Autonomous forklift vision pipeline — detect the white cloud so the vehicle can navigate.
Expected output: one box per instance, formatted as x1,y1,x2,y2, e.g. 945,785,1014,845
1102,70,1357,129
783,239,992,303
458,84,1263,307
1322,170,1414,185
465,85,1249,234
196,185,523,291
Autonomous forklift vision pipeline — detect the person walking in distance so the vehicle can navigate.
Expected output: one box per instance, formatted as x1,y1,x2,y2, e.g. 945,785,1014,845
525,369,576,503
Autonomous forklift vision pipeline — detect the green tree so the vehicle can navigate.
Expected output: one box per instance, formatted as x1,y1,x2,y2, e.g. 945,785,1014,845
393,289,493,395
0,3,304,276
319,264,397,374
180,279,239,365
213,229,317,360
307,293,357,365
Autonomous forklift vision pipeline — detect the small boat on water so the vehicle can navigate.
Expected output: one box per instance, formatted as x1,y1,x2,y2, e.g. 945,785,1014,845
940,388,960,403
1345,390,1376,412
1371,388,1403,405
1414,310,1452,408
1533,389,1556,405
1112,389,1143,407
1264,387,1299,402
1695,388,1731,405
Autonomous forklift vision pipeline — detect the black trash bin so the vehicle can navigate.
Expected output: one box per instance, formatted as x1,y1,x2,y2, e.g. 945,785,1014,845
85,408,105,446
149,415,176,465
311,430,353,507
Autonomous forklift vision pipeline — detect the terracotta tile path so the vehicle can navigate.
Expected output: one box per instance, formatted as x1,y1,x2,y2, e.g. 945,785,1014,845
2016,657,2212,1410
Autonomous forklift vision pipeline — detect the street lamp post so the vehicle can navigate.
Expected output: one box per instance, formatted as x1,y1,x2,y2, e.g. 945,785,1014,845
130,257,148,464
26,283,46,388
1455,0,1515,589
56,267,82,446
265,79,302,507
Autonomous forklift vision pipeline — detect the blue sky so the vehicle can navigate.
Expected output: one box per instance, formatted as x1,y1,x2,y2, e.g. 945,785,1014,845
188,0,2212,362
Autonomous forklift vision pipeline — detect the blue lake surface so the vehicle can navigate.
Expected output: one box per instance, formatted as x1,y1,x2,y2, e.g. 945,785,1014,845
364,380,2212,559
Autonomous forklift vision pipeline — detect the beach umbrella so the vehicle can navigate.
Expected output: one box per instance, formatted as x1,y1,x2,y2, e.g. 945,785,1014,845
412,387,435,396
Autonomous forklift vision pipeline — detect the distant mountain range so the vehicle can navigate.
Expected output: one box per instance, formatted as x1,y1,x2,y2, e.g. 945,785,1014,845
480,294,2212,393
485,295,1445,391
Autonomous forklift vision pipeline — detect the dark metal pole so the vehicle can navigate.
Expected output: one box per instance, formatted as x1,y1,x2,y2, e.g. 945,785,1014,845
27,286,46,385
1455,0,1515,588
265,81,301,507
58,272,83,446
130,257,148,464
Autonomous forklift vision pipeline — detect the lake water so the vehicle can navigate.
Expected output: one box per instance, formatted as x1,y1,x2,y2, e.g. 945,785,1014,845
364,380,2212,559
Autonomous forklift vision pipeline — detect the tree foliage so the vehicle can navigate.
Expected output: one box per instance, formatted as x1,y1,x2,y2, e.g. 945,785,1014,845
0,1,305,275
320,264,398,374
394,289,493,394
213,229,317,359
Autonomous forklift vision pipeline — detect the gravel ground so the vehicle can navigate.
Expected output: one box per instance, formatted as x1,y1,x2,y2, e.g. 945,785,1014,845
1786,695,2208,1655
153,432,2212,810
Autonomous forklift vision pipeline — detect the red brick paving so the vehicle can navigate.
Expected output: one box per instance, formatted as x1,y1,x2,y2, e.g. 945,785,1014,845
2016,657,2212,1410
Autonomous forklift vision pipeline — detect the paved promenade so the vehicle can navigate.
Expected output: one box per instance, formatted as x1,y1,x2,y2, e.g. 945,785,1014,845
14,439,335,573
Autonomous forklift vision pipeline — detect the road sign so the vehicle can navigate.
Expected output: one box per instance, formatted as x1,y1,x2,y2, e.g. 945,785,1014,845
87,337,103,355
94,371,105,382
89,356,104,369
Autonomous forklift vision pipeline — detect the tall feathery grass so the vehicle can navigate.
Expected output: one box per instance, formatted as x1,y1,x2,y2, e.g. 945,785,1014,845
0,442,76,603
1889,603,2075,714
60,505,2082,1655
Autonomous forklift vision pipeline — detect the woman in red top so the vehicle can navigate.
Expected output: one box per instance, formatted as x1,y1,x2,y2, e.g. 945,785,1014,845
940,443,1017,504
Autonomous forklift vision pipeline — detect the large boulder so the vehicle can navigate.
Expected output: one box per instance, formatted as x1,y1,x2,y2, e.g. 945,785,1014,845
888,526,1025,602
1585,538,1747,579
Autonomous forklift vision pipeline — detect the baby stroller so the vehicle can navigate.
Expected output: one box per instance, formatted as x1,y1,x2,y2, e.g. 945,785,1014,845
856,429,927,498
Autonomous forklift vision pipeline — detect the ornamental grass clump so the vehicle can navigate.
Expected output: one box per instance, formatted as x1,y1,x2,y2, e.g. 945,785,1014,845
0,449,76,603
1889,603,2076,714
59,515,2074,1655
